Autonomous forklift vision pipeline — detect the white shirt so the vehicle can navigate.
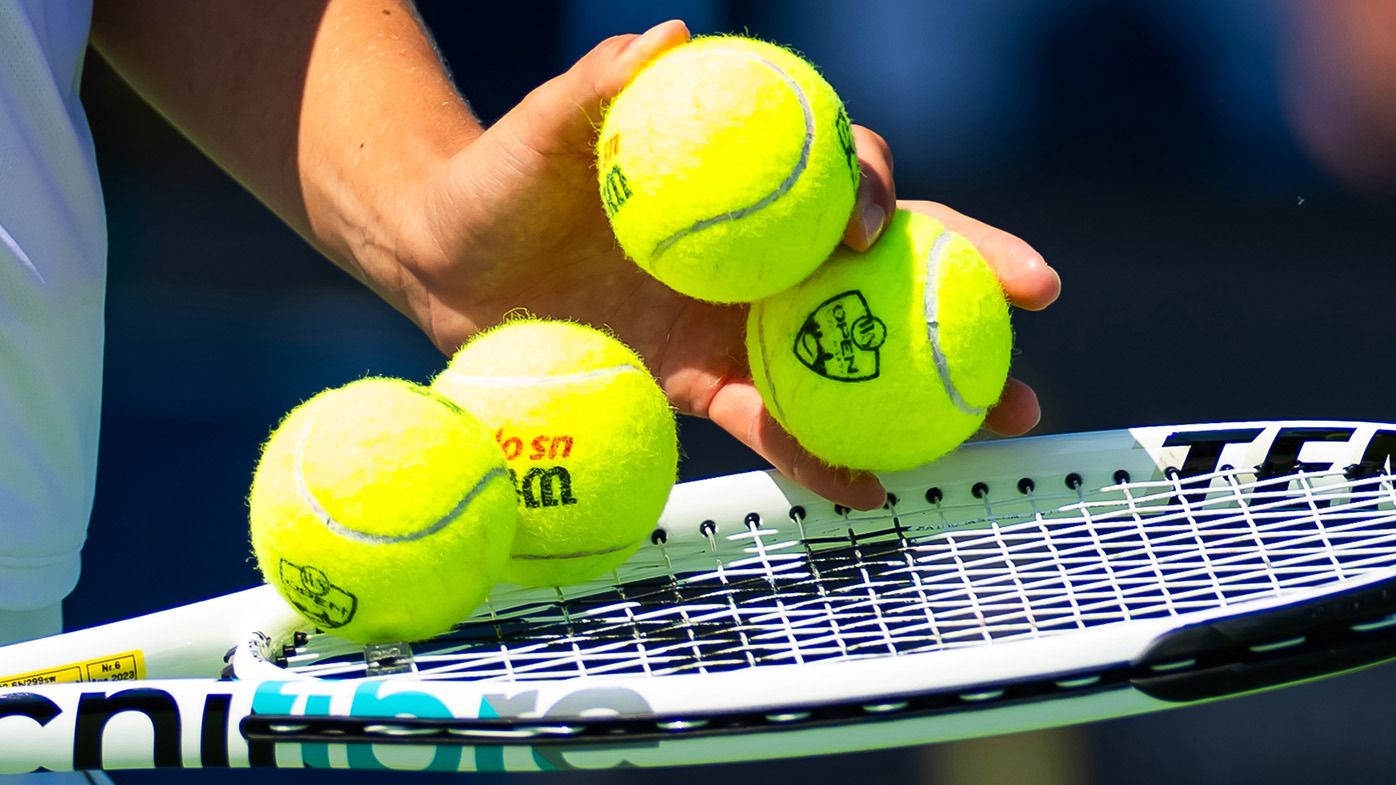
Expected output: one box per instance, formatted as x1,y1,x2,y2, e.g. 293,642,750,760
0,0,105,611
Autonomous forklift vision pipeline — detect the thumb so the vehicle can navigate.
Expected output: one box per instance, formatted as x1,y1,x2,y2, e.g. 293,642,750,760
510,20,690,154
580,20,691,102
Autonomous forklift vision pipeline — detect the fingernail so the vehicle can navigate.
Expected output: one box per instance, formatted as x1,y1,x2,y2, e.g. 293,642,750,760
861,202,886,247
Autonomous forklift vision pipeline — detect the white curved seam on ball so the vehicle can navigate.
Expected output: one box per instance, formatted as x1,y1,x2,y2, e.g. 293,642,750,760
756,307,789,426
438,364,642,387
294,423,510,545
925,232,987,417
649,53,815,260
511,542,635,560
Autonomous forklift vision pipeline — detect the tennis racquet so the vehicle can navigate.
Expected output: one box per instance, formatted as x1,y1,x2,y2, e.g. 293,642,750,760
3,420,1396,773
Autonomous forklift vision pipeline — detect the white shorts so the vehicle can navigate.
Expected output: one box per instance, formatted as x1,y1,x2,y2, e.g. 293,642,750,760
0,603,59,646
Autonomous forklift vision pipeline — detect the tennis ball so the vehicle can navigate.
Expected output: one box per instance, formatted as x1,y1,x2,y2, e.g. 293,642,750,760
598,35,860,303
746,209,1012,472
248,378,516,644
432,320,678,587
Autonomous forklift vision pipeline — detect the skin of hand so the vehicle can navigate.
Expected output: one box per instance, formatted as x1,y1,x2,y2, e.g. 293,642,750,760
90,5,1060,510
398,21,1060,509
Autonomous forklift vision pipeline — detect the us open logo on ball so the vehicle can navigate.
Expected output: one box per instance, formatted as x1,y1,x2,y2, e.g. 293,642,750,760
794,290,887,382
497,428,580,510
277,560,357,629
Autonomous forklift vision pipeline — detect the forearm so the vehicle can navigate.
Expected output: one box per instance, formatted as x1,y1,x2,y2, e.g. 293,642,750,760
90,0,480,297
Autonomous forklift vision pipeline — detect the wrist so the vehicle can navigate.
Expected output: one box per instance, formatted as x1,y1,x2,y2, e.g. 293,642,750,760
303,116,478,306
293,0,483,309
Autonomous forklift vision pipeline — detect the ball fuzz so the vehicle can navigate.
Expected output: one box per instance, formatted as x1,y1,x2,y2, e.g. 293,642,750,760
598,36,860,303
432,320,678,587
746,210,1012,472
249,378,517,643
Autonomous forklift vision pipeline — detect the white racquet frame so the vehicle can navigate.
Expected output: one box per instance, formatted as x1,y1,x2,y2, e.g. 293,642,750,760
2,420,1396,772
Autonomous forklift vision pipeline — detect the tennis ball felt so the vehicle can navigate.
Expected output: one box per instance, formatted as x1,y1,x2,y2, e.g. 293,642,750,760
746,209,1012,472
248,377,516,644
432,320,678,587
597,35,860,303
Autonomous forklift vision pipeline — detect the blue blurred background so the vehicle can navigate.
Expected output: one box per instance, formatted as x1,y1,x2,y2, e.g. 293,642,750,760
72,0,1396,782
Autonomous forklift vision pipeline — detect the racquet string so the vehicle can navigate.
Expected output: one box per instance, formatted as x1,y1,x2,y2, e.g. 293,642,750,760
283,466,1396,681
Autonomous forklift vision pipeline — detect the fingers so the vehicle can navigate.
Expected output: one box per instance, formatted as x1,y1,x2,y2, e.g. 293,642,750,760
705,379,888,511
576,20,691,110
896,202,1051,438
509,20,690,154
701,374,1037,505
903,200,1061,311
982,377,1041,436
843,126,896,251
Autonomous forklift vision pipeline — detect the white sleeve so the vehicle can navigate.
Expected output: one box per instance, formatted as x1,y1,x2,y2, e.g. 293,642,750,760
0,0,106,611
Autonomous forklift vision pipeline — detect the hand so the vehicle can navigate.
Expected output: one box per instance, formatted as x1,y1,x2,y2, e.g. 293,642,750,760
391,21,1060,510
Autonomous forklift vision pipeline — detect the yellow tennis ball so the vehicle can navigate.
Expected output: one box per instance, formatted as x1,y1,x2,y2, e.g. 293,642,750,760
248,378,516,643
598,35,860,303
432,320,678,587
746,209,1012,472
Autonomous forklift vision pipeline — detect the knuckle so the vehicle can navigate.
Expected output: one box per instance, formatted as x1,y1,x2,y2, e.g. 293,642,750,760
593,33,638,60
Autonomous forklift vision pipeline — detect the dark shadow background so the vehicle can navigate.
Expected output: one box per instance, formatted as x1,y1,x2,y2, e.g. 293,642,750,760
68,1,1396,783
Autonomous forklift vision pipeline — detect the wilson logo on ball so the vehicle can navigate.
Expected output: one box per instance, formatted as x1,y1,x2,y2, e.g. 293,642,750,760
496,429,580,509
601,166,632,218
510,466,578,509
836,106,858,185
794,290,887,382
599,135,632,217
